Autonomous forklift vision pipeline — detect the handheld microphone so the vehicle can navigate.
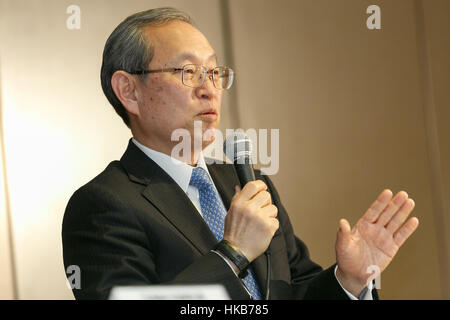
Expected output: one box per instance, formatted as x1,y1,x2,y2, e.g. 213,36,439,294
223,132,255,187
224,133,271,300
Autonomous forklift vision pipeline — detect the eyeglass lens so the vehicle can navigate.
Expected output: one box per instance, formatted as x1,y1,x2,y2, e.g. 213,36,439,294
182,65,233,90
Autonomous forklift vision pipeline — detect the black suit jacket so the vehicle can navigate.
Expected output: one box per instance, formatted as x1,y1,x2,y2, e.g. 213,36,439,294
62,139,358,300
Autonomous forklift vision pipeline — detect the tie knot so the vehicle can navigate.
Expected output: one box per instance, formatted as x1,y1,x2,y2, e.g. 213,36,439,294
189,167,212,190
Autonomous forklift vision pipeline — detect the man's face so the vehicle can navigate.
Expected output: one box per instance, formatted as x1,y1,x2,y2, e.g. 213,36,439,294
134,21,223,153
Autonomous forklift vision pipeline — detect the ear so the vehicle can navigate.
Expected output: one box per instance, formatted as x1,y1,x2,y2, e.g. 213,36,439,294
110,70,141,117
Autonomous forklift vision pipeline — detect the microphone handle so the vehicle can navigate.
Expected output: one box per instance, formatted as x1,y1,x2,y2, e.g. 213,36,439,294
234,163,256,187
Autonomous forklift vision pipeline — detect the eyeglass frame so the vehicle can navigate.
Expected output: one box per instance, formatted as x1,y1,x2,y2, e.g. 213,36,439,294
128,64,234,90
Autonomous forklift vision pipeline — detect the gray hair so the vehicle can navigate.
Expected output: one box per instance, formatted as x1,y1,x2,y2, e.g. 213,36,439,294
100,7,194,128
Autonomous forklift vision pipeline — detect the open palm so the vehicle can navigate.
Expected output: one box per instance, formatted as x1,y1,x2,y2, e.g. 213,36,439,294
336,189,419,287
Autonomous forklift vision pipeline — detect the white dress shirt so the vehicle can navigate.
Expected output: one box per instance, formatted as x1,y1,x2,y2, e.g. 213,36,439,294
132,138,221,217
131,138,373,300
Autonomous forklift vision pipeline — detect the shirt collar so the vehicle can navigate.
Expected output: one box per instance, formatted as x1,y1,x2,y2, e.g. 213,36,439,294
131,138,211,193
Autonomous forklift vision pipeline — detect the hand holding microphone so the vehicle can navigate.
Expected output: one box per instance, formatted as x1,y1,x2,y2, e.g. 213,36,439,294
222,133,279,262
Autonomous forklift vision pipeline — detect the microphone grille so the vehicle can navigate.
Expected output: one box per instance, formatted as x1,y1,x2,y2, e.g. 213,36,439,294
223,132,253,162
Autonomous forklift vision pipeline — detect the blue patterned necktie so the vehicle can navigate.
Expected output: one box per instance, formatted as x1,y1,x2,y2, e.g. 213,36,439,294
189,166,262,300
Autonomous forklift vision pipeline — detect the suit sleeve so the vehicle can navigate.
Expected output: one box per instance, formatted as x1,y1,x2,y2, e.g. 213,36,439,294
260,173,351,299
62,183,249,300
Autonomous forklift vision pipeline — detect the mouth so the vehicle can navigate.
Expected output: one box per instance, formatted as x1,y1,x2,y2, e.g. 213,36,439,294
197,108,217,116
197,109,218,121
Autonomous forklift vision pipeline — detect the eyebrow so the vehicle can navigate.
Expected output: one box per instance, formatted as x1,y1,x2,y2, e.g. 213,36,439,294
170,52,218,66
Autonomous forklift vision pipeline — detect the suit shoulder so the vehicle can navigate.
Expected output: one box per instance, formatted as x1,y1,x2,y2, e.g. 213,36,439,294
87,160,128,187
75,160,128,191
64,161,129,215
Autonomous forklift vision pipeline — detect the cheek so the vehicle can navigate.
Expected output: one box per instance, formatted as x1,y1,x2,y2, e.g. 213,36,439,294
143,79,192,125
216,92,223,109
150,78,190,105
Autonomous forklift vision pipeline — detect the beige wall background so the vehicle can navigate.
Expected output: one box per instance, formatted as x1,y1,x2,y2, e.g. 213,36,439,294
0,0,448,299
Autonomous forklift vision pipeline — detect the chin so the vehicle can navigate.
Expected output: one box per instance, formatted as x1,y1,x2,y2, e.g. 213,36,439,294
202,135,216,150
202,126,217,143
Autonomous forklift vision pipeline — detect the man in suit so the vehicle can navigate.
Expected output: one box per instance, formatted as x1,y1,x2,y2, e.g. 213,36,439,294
62,7,419,300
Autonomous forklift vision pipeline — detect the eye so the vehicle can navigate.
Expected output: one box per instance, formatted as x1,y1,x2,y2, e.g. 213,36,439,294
183,65,197,75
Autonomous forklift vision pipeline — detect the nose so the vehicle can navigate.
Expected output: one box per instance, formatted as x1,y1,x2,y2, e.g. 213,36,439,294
195,72,216,100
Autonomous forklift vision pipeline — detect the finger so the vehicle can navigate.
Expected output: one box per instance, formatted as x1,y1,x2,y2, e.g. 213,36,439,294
362,189,393,223
272,217,280,233
239,180,267,201
231,185,241,202
385,198,415,233
376,191,409,226
264,216,280,236
393,217,419,247
260,204,278,218
250,190,272,209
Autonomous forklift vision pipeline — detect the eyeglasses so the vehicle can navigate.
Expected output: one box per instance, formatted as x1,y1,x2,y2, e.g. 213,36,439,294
129,64,234,90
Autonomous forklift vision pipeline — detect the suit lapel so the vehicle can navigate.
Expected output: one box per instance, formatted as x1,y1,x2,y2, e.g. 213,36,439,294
120,140,217,255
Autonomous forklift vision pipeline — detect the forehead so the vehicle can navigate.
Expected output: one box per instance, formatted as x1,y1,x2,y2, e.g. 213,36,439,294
143,21,216,66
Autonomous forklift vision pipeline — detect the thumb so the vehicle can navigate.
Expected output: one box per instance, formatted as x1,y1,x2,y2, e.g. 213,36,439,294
338,219,351,234
336,218,352,246
231,185,241,201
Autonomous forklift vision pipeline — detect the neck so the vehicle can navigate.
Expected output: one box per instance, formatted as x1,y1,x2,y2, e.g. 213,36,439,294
132,136,203,166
